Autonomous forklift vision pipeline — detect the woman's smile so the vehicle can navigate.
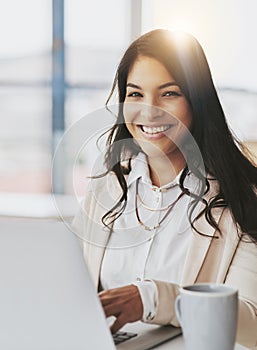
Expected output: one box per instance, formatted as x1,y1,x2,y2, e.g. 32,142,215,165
140,124,172,134
137,123,175,140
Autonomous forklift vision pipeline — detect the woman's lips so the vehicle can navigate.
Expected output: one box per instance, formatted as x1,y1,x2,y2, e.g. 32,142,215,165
137,124,174,139
140,124,172,134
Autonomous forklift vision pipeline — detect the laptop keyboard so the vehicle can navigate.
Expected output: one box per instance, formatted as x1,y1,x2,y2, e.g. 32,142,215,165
113,331,137,345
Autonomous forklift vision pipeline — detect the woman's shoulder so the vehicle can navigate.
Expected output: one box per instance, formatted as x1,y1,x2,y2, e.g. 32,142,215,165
85,172,125,202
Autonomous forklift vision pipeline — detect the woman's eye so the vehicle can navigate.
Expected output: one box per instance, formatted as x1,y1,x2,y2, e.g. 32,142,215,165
127,91,142,97
162,91,181,97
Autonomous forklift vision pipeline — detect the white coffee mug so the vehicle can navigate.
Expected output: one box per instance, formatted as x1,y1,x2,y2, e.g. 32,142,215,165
175,283,238,350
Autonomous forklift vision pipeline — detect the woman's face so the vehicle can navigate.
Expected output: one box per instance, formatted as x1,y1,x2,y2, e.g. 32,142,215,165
123,55,192,161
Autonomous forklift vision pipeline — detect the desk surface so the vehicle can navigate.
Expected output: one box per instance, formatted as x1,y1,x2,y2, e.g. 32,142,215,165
121,322,248,350
156,336,247,349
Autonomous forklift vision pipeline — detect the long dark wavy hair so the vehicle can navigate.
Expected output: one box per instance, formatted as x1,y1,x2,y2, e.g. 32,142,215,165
99,29,257,243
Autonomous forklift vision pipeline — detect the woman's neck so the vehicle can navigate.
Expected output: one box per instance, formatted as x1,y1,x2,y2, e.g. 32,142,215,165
147,152,186,187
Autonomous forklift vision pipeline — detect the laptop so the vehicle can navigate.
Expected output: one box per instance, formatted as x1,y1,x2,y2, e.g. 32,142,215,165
0,218,181,349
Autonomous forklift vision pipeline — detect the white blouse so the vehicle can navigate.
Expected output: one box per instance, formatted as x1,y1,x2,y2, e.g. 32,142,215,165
100,152,200,322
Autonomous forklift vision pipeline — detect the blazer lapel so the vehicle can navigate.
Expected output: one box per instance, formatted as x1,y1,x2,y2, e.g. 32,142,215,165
181,204,224,286
85,173,122,289
86,227,111,289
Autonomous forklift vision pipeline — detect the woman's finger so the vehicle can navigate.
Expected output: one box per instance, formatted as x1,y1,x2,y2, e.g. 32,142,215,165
110,314,127,334
99,285,143,323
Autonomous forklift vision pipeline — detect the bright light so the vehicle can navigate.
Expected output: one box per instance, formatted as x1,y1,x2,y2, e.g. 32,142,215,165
144,0,257,91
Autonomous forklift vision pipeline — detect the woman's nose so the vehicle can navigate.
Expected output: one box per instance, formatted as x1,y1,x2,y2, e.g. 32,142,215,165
139,103,164,122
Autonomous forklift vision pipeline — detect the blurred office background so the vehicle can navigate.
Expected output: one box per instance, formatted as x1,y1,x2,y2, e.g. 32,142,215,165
0,0,256,201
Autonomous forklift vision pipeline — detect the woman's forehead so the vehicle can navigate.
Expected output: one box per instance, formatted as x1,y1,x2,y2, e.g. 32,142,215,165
127,56,175,81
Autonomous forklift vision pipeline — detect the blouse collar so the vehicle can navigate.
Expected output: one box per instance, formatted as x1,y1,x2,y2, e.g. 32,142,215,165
127,152,182,190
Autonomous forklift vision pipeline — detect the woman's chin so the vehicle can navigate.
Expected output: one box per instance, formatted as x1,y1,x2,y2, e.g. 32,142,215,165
139,143,174,160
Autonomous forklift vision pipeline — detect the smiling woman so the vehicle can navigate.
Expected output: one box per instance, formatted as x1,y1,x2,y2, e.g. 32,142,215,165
72,29,257,348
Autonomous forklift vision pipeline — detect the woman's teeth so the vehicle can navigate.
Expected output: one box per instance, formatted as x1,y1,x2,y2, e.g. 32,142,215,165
140,125,171,134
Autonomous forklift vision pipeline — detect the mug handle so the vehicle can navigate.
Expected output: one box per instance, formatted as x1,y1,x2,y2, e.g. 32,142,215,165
175,295,183,326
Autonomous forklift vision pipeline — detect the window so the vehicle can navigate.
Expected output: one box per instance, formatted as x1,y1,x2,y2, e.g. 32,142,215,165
0,0,131,194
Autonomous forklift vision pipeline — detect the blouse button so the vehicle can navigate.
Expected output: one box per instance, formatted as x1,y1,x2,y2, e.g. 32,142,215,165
146,312,155,321
136,277,141,281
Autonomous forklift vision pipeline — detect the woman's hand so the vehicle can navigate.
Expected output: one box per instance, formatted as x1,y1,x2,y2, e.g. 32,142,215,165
99,285,143,334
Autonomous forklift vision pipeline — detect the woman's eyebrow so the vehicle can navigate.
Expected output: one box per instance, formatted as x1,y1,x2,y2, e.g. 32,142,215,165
126,83,142,89
158,82,178,89
126,82,179,89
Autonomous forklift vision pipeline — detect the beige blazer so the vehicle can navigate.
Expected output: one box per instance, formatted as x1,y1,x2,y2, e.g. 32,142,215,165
72,173,257,349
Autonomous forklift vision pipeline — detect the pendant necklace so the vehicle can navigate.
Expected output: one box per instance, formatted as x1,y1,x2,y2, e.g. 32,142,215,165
135,177,186,231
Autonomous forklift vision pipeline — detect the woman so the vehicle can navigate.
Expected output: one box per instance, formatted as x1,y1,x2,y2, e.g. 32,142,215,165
72,29,257,348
